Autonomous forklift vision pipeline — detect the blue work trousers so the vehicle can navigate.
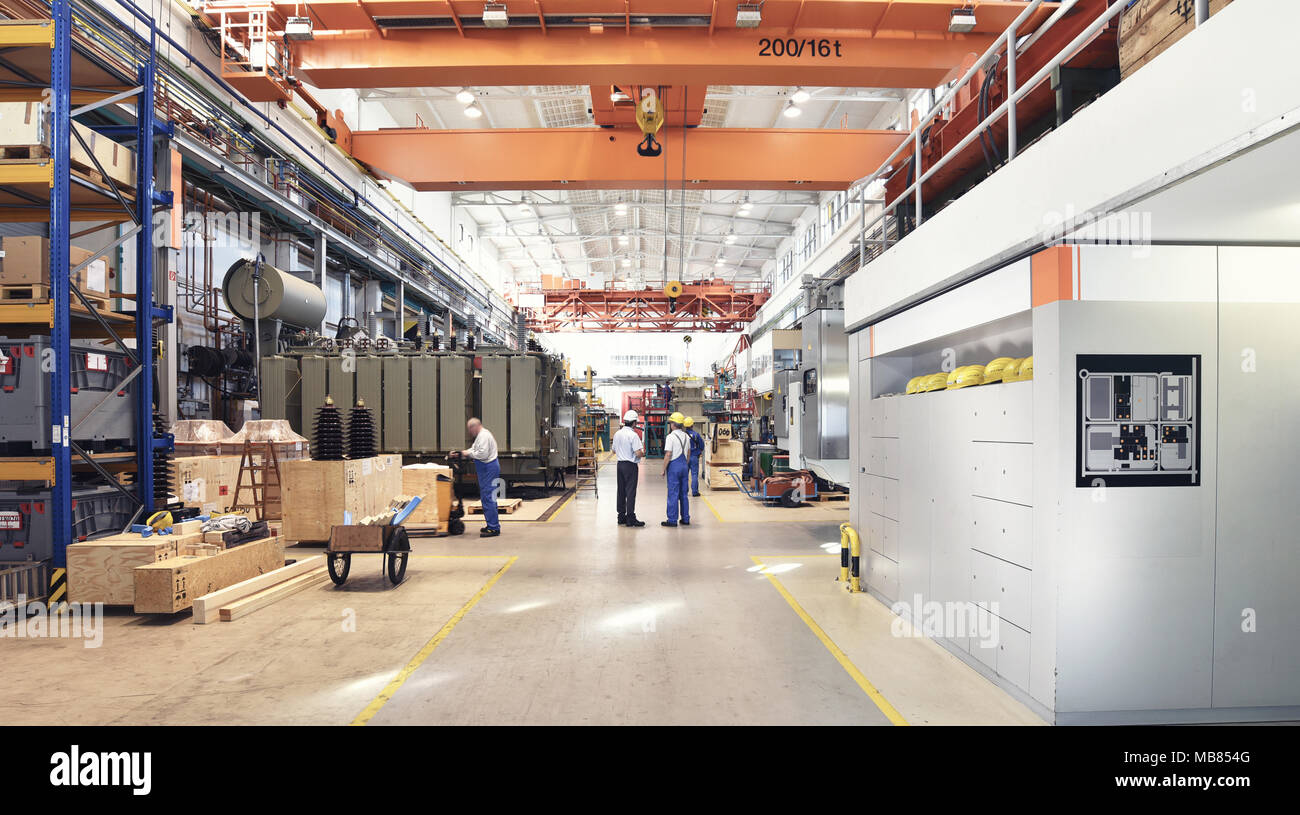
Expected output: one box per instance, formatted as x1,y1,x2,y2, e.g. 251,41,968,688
475,458,501,531
666,455,691,524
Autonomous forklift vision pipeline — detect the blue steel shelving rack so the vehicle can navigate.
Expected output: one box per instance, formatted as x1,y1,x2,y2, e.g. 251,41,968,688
0,0,172,596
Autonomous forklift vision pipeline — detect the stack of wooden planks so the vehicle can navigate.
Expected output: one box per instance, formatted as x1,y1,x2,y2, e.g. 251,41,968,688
191,556,328,624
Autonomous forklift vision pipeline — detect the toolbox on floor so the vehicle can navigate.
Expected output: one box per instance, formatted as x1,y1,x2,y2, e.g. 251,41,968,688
0,484,137,563
0,335,138,453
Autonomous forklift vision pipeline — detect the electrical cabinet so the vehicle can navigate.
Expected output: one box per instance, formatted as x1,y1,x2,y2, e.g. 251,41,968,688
800,308,849,461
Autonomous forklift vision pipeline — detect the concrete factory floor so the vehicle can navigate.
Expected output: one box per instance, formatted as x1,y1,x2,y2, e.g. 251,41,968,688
1,465,1042,726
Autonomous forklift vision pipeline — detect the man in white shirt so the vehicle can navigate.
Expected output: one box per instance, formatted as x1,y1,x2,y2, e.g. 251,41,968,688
613,410,646,527
453,418,501,537
660,412,692,527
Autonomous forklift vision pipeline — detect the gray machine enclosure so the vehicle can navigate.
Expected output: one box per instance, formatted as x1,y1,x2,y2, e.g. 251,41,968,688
800,308,849,461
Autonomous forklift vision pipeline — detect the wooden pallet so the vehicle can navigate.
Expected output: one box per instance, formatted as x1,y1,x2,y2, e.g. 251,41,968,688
811,492,849,502
0,283,48,303
0,144,47,160
466,497,524,515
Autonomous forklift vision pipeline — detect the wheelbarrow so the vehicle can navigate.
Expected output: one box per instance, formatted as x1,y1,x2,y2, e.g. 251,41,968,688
325,497,422,586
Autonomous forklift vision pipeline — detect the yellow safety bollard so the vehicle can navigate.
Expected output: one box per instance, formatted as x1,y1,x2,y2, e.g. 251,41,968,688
838,523,851,585
839,523,862,593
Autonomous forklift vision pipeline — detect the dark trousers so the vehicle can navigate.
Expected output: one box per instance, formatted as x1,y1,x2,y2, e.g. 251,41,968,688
616,460,639,523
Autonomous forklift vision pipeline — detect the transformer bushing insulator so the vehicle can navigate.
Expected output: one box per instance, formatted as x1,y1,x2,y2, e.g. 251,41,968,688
152,411,173,506
346,400,377,460
312,396,346,461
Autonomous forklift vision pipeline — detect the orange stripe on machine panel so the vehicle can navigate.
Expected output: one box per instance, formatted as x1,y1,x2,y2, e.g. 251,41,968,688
1030,244,1076,308
349,127,906,190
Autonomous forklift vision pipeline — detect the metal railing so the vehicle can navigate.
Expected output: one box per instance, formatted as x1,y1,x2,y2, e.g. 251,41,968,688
847,0,1133,274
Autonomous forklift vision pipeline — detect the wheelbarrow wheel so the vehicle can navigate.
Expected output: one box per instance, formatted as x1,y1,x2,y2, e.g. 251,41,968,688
386,528,410,585
327,552,352,585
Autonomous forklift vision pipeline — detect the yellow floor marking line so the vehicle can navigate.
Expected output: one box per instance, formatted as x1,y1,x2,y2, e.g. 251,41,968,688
351,556,518,726
755,554,838,558
701,494,726,523
750,555,909,726
545,491,576,522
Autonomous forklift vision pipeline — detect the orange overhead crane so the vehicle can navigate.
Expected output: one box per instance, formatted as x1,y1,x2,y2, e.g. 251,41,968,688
349,125,907,190
199,1,1054,91
526,281,771,332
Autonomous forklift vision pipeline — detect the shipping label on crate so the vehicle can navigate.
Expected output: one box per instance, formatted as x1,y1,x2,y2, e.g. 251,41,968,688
85,353,108,372
0,511,22,530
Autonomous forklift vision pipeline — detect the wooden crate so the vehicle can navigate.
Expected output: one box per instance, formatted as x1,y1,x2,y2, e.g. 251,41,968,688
1119,0,1233,79
67,533,202,606
133,535,285,614
0,102,136,188
705,439,744,466
704,463,742,491
280,455,402,542
401,464,453,526
172,455,242,512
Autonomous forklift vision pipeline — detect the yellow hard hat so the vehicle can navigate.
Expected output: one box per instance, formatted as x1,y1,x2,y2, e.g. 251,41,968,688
983,357,1017,383
905,376,924,394
1001,358,1025,382
1016,356,1034,381
921,373,948,392
946,364,986,390
683,417,694,428
668,411,685,424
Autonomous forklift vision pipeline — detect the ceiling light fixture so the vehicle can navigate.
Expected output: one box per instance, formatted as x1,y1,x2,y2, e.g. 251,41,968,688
483,3,509,28
725,230,737,244
455,87,474,104
781,101,802,119
739,194,752,214
610,87,630,103
791,87,811,104
949,7,977,33
614,201,628,215
464,102,483,119
618,233,629,245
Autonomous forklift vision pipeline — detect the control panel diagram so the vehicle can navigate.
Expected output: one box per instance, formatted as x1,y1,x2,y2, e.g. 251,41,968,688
1076,354,1200,487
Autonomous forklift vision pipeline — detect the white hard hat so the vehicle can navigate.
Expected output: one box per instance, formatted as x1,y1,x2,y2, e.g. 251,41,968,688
623,409,639,423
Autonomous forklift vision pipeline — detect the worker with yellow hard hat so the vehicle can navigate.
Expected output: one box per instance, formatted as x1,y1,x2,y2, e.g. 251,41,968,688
661,412,692,527
682,416,705,497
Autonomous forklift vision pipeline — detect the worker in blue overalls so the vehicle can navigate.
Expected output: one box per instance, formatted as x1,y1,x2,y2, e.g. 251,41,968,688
683,416,705,497
661,412,691,527
454,418,501,537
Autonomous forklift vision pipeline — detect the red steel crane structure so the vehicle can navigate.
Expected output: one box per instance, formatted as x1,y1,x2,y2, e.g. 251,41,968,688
525,281,770,332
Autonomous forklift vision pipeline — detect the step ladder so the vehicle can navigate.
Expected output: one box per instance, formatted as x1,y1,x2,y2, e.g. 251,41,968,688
576,408,599,496
230,440,283,520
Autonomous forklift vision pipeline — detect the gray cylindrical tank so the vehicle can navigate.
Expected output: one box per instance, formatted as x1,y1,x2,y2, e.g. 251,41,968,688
222,259,327,328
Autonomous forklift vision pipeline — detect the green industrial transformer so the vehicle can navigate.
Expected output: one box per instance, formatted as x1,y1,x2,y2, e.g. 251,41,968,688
260,348,580,482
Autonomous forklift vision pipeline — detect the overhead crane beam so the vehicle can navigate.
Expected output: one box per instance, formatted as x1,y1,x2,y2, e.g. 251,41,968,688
527,283,771,332
350,127,907,191
296,25,1002,89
